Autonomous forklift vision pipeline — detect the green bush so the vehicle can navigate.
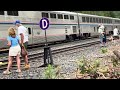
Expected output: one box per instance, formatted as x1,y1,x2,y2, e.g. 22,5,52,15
77,57,102,78
43,64,62,79
101,47,108,54
43,64,56,79
77,56,88,74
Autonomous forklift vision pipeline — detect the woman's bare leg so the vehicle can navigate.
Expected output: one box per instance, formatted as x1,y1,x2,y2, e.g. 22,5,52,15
16,54,21,72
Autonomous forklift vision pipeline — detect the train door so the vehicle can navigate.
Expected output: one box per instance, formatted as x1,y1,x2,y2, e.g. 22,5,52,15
71,26,77,40
72,26,77,34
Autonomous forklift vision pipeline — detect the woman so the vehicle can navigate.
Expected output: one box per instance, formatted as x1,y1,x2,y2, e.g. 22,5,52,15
3,27,21,74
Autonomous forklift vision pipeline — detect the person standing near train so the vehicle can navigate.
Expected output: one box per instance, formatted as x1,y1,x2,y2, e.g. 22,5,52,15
102,28,107,47
98,24,105,46
3,27,21,74
113,26,119,43
14,20,30,69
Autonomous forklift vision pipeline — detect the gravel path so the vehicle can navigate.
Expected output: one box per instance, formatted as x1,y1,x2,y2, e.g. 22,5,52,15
0,40,120,79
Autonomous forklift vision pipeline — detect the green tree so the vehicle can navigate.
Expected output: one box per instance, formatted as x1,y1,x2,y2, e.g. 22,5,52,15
72,11,120,18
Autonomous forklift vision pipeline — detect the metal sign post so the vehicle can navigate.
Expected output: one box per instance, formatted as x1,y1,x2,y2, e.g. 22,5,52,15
39,18,53,67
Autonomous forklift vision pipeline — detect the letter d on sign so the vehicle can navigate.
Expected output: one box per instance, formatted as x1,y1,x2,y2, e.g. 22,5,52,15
39,18,49,30
42,20,47,29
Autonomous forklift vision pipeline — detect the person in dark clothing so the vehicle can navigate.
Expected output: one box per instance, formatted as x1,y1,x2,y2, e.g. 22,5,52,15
102,30,106,47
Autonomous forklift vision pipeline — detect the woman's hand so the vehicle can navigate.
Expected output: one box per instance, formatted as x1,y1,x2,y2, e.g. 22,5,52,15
7,41,11,46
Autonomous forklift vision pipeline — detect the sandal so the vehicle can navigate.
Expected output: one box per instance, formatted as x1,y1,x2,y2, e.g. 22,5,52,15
3,70,11,75
15,69,21,73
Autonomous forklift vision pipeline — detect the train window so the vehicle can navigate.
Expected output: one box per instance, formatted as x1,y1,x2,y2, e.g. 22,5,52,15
86,17,89,22
108,19,110,23
7,11,18,16
110,20,111,23
50,13,56,18
102,19,104,23
64,15,69,19
82,17,85,22
106,19,107,23
106,19,108,23
28,28,31,35
101,19,104,23
110,20,112,23
57,14,63,19
93,18,95,23
90,17,92,22
104,19,106,23
70,15,74,20
108,19,109,23
96,18,98,23
103,19,105,23
42,12,49,18
0,11,4,15
99,18,101,23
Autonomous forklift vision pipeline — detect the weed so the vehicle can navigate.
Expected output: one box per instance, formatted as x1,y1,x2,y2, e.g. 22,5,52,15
101,47,107,54
43,64,62,79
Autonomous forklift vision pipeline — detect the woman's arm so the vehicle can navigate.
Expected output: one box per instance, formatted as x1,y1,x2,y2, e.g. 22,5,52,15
7,40,11,46
7,36,11,46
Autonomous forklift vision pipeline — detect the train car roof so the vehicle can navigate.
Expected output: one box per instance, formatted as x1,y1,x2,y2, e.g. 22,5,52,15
40,11,120,20
48,11,77,15
52,11,115,19
77,13,114,19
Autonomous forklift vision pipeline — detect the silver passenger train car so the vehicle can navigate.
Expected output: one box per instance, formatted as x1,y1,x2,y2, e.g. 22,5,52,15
0,11,120,49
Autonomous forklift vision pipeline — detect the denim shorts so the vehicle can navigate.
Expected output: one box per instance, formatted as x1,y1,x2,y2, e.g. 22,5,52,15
99,34,103,43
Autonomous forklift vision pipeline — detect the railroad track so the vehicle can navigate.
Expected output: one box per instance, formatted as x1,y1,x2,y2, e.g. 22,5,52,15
0,37,99,59
0,39,108,71
0,37,98,54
